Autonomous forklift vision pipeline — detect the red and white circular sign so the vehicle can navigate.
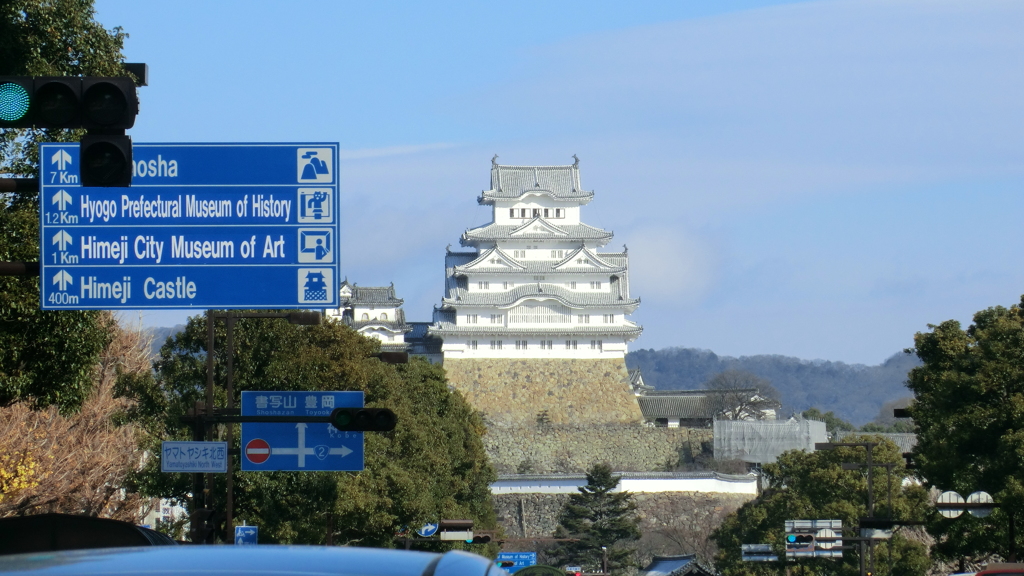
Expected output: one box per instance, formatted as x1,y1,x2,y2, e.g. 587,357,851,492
245,438,271,464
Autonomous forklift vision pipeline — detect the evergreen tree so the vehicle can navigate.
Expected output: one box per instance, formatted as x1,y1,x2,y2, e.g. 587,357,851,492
547,463,641,575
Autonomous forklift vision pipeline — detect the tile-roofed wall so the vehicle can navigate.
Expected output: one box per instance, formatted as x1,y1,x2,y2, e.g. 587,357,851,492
349,285,404,306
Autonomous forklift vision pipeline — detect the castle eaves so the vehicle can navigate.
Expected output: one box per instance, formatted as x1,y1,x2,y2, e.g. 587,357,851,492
479,163,594,204
461,222,613,245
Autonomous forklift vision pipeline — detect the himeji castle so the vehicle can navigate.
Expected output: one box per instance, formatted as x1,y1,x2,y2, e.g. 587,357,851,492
428,156,642,360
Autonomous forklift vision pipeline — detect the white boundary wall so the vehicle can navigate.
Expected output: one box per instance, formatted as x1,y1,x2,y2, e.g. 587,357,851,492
490,472,757,495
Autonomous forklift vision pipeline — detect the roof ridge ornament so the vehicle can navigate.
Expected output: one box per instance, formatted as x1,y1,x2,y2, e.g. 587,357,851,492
492,154,498,166
572,154,579,167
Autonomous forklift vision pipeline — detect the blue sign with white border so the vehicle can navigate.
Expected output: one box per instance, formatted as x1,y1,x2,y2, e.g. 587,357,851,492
160,441,228,473
416,523,439,538
235,525,258,545
497,552,537,573
38,142,339,309
240,391,363,472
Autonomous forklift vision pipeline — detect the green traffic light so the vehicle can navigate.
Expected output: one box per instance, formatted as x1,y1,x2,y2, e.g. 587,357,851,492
0,82,30,122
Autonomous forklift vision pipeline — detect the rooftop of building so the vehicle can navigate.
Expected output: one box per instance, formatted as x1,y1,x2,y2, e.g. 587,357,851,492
460,220,613,246
478,157,594,204
339,281,404,307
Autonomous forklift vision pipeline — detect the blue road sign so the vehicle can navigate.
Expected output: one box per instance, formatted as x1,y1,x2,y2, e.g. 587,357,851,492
38,142,340,310
240,391,364,472
497,552,537,573
160,441,228,473
416,523,439,538
235,525,258,545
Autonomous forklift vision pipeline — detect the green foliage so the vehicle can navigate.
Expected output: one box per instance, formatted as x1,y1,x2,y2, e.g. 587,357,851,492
547,463,641,575
802,408,855,434
710,436,931,576
117,314,497,547
0,0,127,413
907,295,1024,562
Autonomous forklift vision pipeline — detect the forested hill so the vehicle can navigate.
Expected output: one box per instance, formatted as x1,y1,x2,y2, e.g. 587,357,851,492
625,348,921,425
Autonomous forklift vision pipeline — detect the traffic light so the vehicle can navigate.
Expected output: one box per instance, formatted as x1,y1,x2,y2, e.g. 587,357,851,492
189,508,216,544
785,532,815,552
0,76,137,129
468,534,491,544
329,407,397,432
0,75,137,187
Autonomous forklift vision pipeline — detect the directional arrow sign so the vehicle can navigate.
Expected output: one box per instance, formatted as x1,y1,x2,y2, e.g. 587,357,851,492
52,269,72,291
50,189,72,211
52,229,72,251
240,391,364,472
235,525,258,545
51,149,71,170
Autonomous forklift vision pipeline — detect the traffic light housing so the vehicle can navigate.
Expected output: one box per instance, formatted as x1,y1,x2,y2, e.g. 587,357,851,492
329,407,397,432
468,534,491,544
785,532,815,551
0,75,137,187
189,508,216,544
0,76,137,130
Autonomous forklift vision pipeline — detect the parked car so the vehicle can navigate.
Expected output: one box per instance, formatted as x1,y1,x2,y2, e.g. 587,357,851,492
0,545,506,576
0,513,176,555
977,564,1024,576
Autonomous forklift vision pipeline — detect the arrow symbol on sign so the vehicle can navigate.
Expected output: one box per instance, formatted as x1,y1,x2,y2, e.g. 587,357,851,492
52,270,72,291
51,189,72,210
51,149,72,170
52,230,72,251
328,445,353,458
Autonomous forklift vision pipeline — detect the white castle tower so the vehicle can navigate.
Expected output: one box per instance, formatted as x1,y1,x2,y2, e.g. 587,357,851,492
429,156,641,359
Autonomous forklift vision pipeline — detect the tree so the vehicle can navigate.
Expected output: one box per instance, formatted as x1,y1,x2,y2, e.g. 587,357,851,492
547,463,641,575
906,296,1024,563
117,314,497,546
0,0,129,413
704,370,781,420
0,312,151,519
710,435,931,576
802,408,855,435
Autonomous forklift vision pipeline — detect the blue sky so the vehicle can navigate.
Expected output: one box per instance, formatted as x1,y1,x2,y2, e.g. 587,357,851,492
97,0,1024,365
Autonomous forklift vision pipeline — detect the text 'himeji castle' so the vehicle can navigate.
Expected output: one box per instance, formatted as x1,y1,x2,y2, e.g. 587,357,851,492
427,155,642,359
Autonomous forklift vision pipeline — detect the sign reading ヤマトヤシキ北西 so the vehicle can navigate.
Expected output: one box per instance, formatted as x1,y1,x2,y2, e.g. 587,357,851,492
39,142,339,309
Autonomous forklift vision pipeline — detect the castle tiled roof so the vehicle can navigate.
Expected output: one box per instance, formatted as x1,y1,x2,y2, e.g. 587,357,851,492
479,162,594,204
342,284,404,307
442,281,639,311
451,247,628,276
637,389,761,421
460,220,613,246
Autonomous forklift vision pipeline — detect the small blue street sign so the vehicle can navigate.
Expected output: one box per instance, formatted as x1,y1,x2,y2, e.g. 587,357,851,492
38,142,340,310
497,552,538,573
240,391,364,472
235,525,258,545
416,523,439,538
160,441,227,473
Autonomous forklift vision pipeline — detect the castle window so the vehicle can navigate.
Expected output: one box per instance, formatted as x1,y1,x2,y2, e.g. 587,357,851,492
478,281,489,290
603,314,614,323
520,208,528,218
590,281,602,289
380,312,388,320
565,340,577,350
361,313,369,321
555,209,563,218
590,340,603,350
515,340,528,350
533,276,545,281
540,340,553,350
490,314,503,324
467,340,478,350
533,209,540,217
466,314,478,324
567,281,577,289
578,314,590,324
543,209,549,217
509,208,515,218
490,340,503,350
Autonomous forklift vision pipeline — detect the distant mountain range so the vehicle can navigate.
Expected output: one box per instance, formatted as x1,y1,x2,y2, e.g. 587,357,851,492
144,325,915,425
625,348,920,426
